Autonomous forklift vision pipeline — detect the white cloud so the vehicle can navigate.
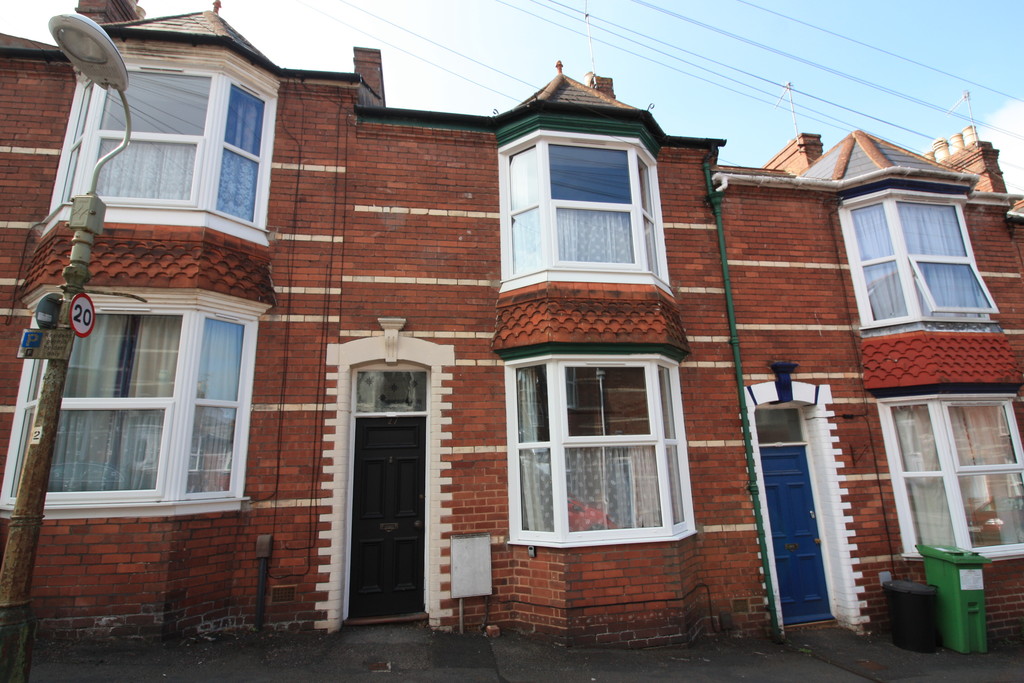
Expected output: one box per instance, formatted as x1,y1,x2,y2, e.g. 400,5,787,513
985,101,1024,196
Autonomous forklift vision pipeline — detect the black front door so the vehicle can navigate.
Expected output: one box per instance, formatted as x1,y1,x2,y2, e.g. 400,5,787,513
349,417,426,619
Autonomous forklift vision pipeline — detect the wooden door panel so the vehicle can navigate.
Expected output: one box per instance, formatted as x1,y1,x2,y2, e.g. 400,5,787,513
349,417,425,618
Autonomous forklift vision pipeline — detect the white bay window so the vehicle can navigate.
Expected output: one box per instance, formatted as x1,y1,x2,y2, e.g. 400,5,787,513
509,356,692,546
843,194,996,326
501,132,665,288
57,68,275,232
2,295,260,515
881,397,1024,556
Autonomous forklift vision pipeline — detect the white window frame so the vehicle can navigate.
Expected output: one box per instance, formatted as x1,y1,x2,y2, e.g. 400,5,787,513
51,62,277,244
498,131,669,293
879,395,1024,558
1,290,262,518
505,354,694,547
840,190,997,328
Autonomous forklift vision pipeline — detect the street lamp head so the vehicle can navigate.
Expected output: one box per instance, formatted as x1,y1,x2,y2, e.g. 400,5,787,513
48,14,129,91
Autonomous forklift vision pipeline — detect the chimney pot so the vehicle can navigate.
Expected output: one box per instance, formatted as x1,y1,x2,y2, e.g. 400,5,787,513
962,125,979,147
932,137,950,161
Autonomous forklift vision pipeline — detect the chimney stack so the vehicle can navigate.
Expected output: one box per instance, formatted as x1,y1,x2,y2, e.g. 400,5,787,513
353,47,386,107
763,133,824,175
584,72,616,100
930,127,1007,193
74,0,144,23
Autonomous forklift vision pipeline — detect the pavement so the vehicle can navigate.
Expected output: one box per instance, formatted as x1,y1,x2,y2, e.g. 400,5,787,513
29,622,1024,682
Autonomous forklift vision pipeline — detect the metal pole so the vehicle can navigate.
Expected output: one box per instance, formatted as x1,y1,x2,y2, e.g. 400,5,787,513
0,87,129,682
0,194,104,681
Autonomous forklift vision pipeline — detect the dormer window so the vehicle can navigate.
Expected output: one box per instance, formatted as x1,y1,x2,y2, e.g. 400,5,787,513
501,132,665,288
57,69,275,232
842,193,996,326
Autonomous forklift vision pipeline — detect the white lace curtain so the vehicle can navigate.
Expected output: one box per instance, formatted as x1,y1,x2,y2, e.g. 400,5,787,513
557,209,633,263
565,445,661,530
51,410,164,492
520,448,554,532
97,140,196,200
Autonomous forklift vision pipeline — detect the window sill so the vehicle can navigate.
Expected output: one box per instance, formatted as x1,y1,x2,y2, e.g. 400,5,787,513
510,527,696,549
46,203,269,246
0,497,247,520
859,318,1001,338
501,268,672,295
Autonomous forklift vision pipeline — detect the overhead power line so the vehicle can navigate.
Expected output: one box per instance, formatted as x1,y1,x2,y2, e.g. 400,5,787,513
333,0,538,93
510,0,877,137
734,0,1023,105
626,0,1024,144
534,0,935,141
303,0,522,104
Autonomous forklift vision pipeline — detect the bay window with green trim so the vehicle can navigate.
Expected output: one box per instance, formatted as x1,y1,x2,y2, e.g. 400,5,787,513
500,131,666,287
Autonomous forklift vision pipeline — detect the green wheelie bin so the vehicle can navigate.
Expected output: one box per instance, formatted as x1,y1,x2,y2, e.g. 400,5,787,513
916,545,992,653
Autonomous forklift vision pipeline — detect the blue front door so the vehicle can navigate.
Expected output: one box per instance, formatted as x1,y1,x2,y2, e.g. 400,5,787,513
761,445,832,624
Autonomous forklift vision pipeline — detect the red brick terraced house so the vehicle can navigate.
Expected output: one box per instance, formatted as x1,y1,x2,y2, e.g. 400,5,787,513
1,1,1023,646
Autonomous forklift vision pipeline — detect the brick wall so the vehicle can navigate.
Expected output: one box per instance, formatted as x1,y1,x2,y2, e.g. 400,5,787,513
3,40,1024,647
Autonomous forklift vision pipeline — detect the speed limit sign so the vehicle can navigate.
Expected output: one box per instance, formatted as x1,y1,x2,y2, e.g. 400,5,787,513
69,293,95,338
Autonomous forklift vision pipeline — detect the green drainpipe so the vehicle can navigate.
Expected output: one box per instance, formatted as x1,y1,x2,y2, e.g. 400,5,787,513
702,157,783,642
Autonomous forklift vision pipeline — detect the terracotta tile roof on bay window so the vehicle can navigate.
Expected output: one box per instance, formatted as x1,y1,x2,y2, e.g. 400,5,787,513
493,282,688,353
861,331,1022,390
23,226,275,304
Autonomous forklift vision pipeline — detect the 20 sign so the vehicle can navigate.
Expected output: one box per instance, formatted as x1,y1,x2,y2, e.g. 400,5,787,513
69,293,95,338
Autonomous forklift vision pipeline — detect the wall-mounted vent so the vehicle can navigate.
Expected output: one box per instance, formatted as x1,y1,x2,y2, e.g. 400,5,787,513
271,585,296,603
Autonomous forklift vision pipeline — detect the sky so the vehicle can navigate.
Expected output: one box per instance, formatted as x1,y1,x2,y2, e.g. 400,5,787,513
7,1,1024,194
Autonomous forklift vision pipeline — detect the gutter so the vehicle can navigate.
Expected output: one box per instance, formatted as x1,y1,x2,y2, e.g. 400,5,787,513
714,165,979,193
702,154,783,642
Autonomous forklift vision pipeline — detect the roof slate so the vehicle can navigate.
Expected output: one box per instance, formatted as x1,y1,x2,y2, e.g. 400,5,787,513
519,72,634,110
802,130,947,181
106,10,269,62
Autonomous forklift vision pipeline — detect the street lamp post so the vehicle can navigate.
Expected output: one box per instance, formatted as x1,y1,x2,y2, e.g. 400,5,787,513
0,15,130,681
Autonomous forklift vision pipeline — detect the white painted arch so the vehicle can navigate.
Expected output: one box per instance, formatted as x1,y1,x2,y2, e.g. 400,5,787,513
746,380,864,631
315,329,455,630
